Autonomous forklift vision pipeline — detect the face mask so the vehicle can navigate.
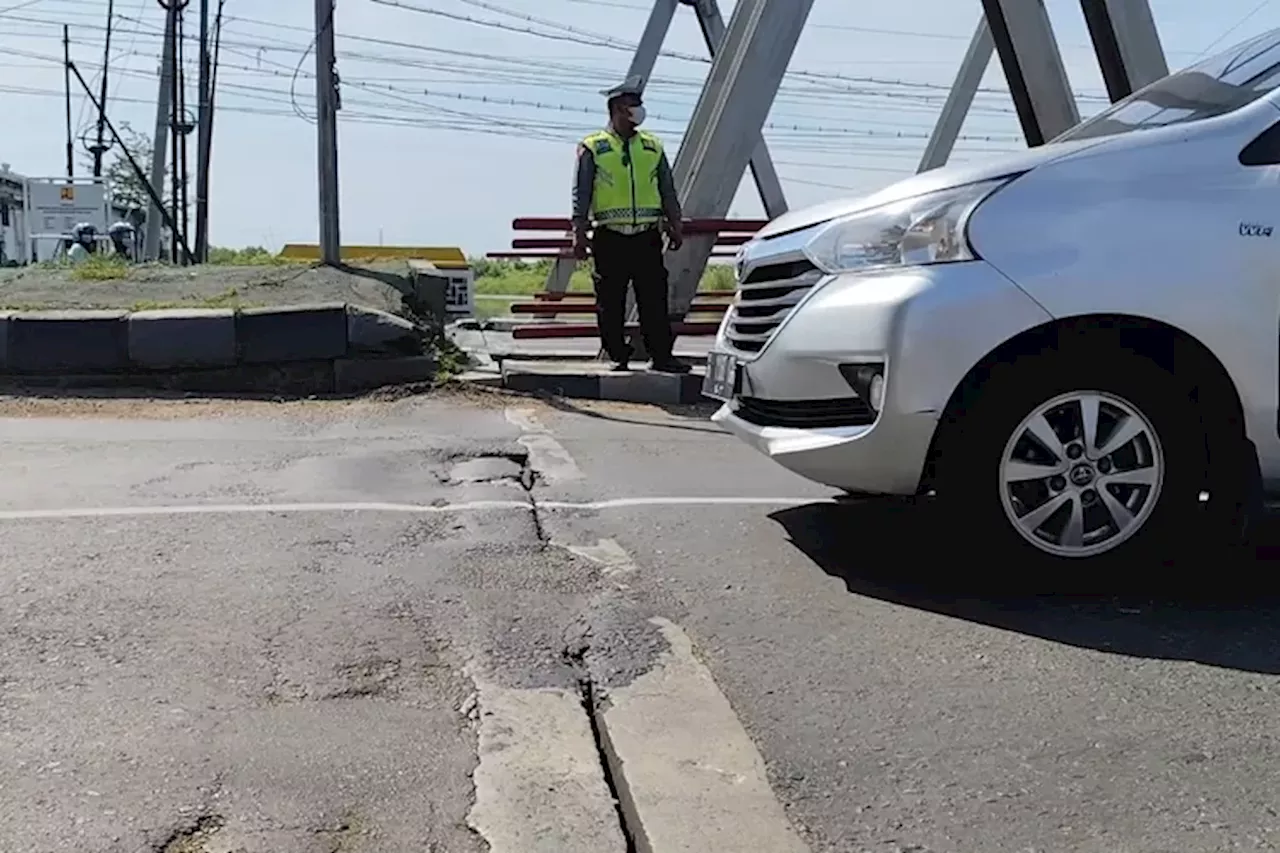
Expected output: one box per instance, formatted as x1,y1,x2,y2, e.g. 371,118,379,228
628,105,646,126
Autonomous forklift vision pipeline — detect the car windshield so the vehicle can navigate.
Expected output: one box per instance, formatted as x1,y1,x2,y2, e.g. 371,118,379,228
1054,28,1280,142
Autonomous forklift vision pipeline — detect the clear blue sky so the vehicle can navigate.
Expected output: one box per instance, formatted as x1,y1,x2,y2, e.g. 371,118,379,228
0,0,1275,255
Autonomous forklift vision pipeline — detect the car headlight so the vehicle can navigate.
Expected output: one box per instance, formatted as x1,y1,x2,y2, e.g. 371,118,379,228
802,177,1013,274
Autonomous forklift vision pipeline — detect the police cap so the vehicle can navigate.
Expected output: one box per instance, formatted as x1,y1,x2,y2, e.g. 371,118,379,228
601,74,645,102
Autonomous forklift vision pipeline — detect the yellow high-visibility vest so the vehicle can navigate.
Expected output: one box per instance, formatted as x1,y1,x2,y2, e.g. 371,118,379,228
582,129,664,230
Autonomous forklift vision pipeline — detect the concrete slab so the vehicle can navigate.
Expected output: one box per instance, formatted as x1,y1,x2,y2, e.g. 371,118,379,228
127,308,237,369
501,360,706,404
346,306,421,357
466,681,627,853
480,331,713,364
596,619,810,853
236,303,349,364
7,309,130,373
333,355,438,393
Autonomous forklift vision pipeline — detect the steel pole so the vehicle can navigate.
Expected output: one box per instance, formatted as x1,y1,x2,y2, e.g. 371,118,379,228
143,3,175,261
315,0,341,265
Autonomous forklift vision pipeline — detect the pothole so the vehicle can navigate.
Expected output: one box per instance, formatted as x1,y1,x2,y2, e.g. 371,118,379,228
159,814,225,853
448,455,526,484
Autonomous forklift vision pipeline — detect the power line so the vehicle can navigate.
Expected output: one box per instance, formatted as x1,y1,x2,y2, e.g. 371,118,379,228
553,0,1207,56
0,0,48,13
366,0,1113,101
1192,0,1274,60
2,6,1093,116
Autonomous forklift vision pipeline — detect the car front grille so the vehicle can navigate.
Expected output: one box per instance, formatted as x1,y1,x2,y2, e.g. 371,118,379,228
735,396,875,429
725,259,824,354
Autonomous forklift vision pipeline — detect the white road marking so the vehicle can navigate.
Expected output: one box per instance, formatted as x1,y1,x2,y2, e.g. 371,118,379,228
466,677,627,853
543,496,823,511
505,407,584,483
0,496,829,522
598,617,811,853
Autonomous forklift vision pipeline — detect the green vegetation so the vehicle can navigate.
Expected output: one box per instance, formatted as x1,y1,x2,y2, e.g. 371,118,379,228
468,256,737,297
128,288,261,312
207,246,297,266
68,254,130,281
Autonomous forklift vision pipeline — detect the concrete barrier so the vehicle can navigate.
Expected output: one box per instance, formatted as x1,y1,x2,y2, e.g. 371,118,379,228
0,311,11,371
236,303,349,364
334,355,438,393
128,308,237,368
500,360,705,404
0,303,446,396
7,310,129,374
347,307,421,357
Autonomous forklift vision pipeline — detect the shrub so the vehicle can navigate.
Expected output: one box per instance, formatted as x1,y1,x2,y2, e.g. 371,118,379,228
69,254,129,281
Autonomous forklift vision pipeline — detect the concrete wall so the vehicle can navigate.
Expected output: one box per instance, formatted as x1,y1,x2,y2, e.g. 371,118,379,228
0,303,439,395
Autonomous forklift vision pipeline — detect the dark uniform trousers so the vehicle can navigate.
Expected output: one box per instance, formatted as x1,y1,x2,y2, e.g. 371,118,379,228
591,226,674,363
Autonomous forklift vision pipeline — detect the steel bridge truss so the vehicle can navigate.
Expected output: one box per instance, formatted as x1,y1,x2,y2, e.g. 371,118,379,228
617,0,1171,324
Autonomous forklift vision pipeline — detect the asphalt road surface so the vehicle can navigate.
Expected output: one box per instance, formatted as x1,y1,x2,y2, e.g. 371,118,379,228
2,391,1279,853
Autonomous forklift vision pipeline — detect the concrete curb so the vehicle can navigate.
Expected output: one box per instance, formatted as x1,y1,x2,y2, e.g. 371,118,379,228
0,355,439,396
499,360,706,404
0,304,439,395
487,350,709,366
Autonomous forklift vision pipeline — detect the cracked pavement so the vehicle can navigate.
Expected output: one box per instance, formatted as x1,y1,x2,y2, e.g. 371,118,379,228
0,394,611,852
4,392,1280,853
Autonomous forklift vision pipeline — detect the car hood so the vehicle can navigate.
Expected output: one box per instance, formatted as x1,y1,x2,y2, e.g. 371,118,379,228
755,136,1111,239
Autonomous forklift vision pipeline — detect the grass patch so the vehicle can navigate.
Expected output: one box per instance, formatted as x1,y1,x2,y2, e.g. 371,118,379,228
129,288,261,311
470,257,738,300
69,254,130,281
473,297,519,319
207,246,298,266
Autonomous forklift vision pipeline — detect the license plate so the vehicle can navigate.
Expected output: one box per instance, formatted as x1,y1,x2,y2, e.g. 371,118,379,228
702,351,740,401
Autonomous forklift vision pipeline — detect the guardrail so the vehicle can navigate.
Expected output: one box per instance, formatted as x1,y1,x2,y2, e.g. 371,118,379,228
490,217,761,341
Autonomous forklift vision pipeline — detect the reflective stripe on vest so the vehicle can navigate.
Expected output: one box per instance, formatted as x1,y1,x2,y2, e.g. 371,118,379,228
583,129,664,228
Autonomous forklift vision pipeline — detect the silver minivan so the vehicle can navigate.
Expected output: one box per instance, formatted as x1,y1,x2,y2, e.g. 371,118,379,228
707,29,1280,565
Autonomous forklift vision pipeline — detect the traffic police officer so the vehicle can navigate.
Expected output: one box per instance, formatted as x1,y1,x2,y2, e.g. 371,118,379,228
572,75,690,373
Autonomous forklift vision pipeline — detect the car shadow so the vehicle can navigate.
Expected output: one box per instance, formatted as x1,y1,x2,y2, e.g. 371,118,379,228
540,394,724,434
770,500,1280,675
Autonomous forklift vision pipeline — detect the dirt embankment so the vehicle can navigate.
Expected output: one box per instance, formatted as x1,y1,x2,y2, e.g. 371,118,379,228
0,262,414,315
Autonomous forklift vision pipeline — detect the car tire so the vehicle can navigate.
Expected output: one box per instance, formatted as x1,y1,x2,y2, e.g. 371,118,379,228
935,348,1229,581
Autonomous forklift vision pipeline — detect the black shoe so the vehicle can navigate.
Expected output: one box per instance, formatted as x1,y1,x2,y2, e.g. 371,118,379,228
609,346,633,372
650,358,691,374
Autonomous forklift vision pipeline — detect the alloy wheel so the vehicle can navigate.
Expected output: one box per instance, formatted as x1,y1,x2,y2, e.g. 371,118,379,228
998,390,1164,559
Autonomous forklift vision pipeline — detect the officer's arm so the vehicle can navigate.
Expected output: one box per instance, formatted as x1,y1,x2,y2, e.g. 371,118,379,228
572,145,595,233
656,152,683,230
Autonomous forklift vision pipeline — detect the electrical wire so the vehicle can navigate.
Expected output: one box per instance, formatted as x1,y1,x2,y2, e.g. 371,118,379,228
0,0,1088,190
0,0,47,14
365,0,1113,102
1193,0,1274,60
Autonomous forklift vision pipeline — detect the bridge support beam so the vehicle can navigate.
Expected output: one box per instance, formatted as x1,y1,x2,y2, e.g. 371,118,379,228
1080,0,1168,101
623,0,787,219
920,19,994,173
923,0,1166,170
663,0,814,321
982,0,1080,146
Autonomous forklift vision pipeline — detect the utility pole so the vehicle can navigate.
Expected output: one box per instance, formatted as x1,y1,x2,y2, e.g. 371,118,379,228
315,0,341,265
63,25,73,178
168,1,182,265
194,0,211,261
143,2,176,261
175,8,190,256
91,0,115,177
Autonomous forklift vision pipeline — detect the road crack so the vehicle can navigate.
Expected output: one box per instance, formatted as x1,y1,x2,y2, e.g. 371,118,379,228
564,642,641,853
517,453,550,548
155,813,224,853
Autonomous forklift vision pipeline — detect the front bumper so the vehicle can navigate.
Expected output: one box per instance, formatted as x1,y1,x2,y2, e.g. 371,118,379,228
714,260,1053,495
